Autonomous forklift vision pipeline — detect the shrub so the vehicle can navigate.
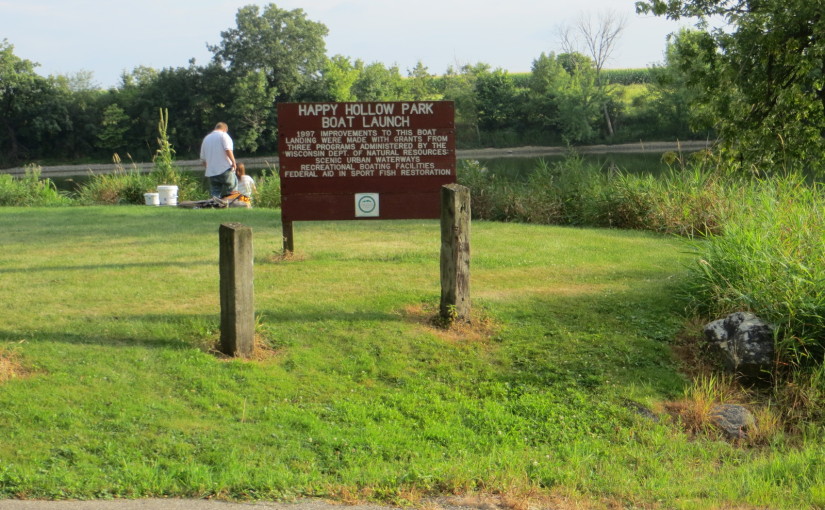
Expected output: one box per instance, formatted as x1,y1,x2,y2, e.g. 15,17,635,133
74,153,206,205
75,154,154,205
253,165,282,209
597,172,658,230
685,173,825,366
0,166,72,207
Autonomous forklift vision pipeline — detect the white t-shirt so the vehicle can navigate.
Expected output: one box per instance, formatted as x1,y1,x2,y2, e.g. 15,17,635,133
200,130,234,177
237,174,256,196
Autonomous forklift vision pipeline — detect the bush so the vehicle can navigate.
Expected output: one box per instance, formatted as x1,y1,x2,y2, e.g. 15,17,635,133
75,153,206,205
685,173,825,366
0,166,72,207
74,154,155,205
253,165,281,209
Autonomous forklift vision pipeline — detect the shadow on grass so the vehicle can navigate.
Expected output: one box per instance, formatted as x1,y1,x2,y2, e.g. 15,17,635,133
0,260,214,274
0,327,195,350
488,278,690,399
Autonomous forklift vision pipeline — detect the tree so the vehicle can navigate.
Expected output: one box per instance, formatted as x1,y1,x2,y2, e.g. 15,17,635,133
230,70,277,152
0,40,69,165
319,55,360,102
559,11,626,137
350,62,407,101
636,0,825,174
97,103,131,153
407,61,442,101
440,63,486,145
556,52,593,75
209,3,328,102
474,68,519,132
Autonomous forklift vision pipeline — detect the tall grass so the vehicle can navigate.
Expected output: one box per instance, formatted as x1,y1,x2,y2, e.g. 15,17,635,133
685,174,825,363
76,154,206,205
252,165,282,209
0,166,72,207
456,154,734,236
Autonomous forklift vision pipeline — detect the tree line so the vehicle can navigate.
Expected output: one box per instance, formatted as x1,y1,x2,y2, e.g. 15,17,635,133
0,4,708,169
3,0,822,176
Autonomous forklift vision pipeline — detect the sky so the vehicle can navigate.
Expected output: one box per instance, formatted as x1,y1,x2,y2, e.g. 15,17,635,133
1,0,696,90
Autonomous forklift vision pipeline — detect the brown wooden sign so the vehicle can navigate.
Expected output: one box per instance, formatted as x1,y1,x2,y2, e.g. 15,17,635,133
277,101,456,228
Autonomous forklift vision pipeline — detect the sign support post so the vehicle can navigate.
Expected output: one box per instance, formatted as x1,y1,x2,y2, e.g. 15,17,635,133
282,220,294,254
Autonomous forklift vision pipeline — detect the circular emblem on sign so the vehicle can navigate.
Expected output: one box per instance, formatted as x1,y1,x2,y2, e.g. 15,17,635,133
358,195,376,213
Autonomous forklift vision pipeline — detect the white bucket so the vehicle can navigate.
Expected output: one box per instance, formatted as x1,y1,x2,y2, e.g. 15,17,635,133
144,192,160,206
157,185,178,206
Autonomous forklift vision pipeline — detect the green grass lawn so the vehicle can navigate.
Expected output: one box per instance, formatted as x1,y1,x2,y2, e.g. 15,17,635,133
0,206,823,509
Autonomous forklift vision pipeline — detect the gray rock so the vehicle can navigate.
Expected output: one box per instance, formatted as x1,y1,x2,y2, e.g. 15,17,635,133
704,312,774,378
710,403,756,439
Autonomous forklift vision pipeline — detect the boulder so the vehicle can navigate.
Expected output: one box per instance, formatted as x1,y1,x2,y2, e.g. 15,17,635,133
704,312,774,379
710,403,756,439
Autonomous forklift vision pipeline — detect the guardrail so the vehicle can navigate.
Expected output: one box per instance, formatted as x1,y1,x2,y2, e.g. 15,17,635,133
0,141,713,177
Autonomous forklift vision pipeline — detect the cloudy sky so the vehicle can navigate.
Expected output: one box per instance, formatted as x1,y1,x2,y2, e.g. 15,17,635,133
1,0,695,89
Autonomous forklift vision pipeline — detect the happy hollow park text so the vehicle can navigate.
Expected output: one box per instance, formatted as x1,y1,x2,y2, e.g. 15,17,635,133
277,101,456,226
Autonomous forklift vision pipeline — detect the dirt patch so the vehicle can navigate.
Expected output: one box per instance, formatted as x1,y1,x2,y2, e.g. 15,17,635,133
0,347,30,383
402,303,499,344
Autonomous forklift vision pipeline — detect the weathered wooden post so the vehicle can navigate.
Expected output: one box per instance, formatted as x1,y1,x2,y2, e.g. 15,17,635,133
440,184,471,322
219,222,255,357
282,219,294,254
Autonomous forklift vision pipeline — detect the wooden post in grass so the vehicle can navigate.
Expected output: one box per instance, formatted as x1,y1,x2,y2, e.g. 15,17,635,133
219,223,254,358
440,184,471,322
282,220,294,254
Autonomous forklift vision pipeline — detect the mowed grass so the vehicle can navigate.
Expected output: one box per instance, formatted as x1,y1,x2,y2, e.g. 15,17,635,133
0,206,823,509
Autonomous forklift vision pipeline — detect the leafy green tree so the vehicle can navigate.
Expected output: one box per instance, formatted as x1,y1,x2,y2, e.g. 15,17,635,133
0,40,69,165
440,64,485,145
555,73,601,144
527,52,601,144
350,62,407,101
57,72,109,159
407,61,442,101
319,55,360,101
557,52,593,75
209,3,328,102
97,103,131,153
641,29,717,139
474,68,519,131
527,52,572,133
230,70,277,152
108,62,235,159
637,0,825,174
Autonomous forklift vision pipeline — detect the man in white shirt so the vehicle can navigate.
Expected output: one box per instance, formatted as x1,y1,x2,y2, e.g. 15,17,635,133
200,122,237,198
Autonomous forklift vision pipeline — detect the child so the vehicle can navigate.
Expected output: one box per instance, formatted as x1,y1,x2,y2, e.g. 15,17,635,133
235,162,257,198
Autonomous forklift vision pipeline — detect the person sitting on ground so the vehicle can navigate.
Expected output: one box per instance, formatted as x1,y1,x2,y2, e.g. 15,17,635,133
235,162,257,198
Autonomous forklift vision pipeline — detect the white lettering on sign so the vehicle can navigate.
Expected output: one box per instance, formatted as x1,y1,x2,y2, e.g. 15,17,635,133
401,102,434,115
298,104,339,116
280,102,455,185
345,103,396,116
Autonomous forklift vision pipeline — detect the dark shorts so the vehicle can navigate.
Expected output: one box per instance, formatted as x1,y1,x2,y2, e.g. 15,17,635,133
209,168,237,198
